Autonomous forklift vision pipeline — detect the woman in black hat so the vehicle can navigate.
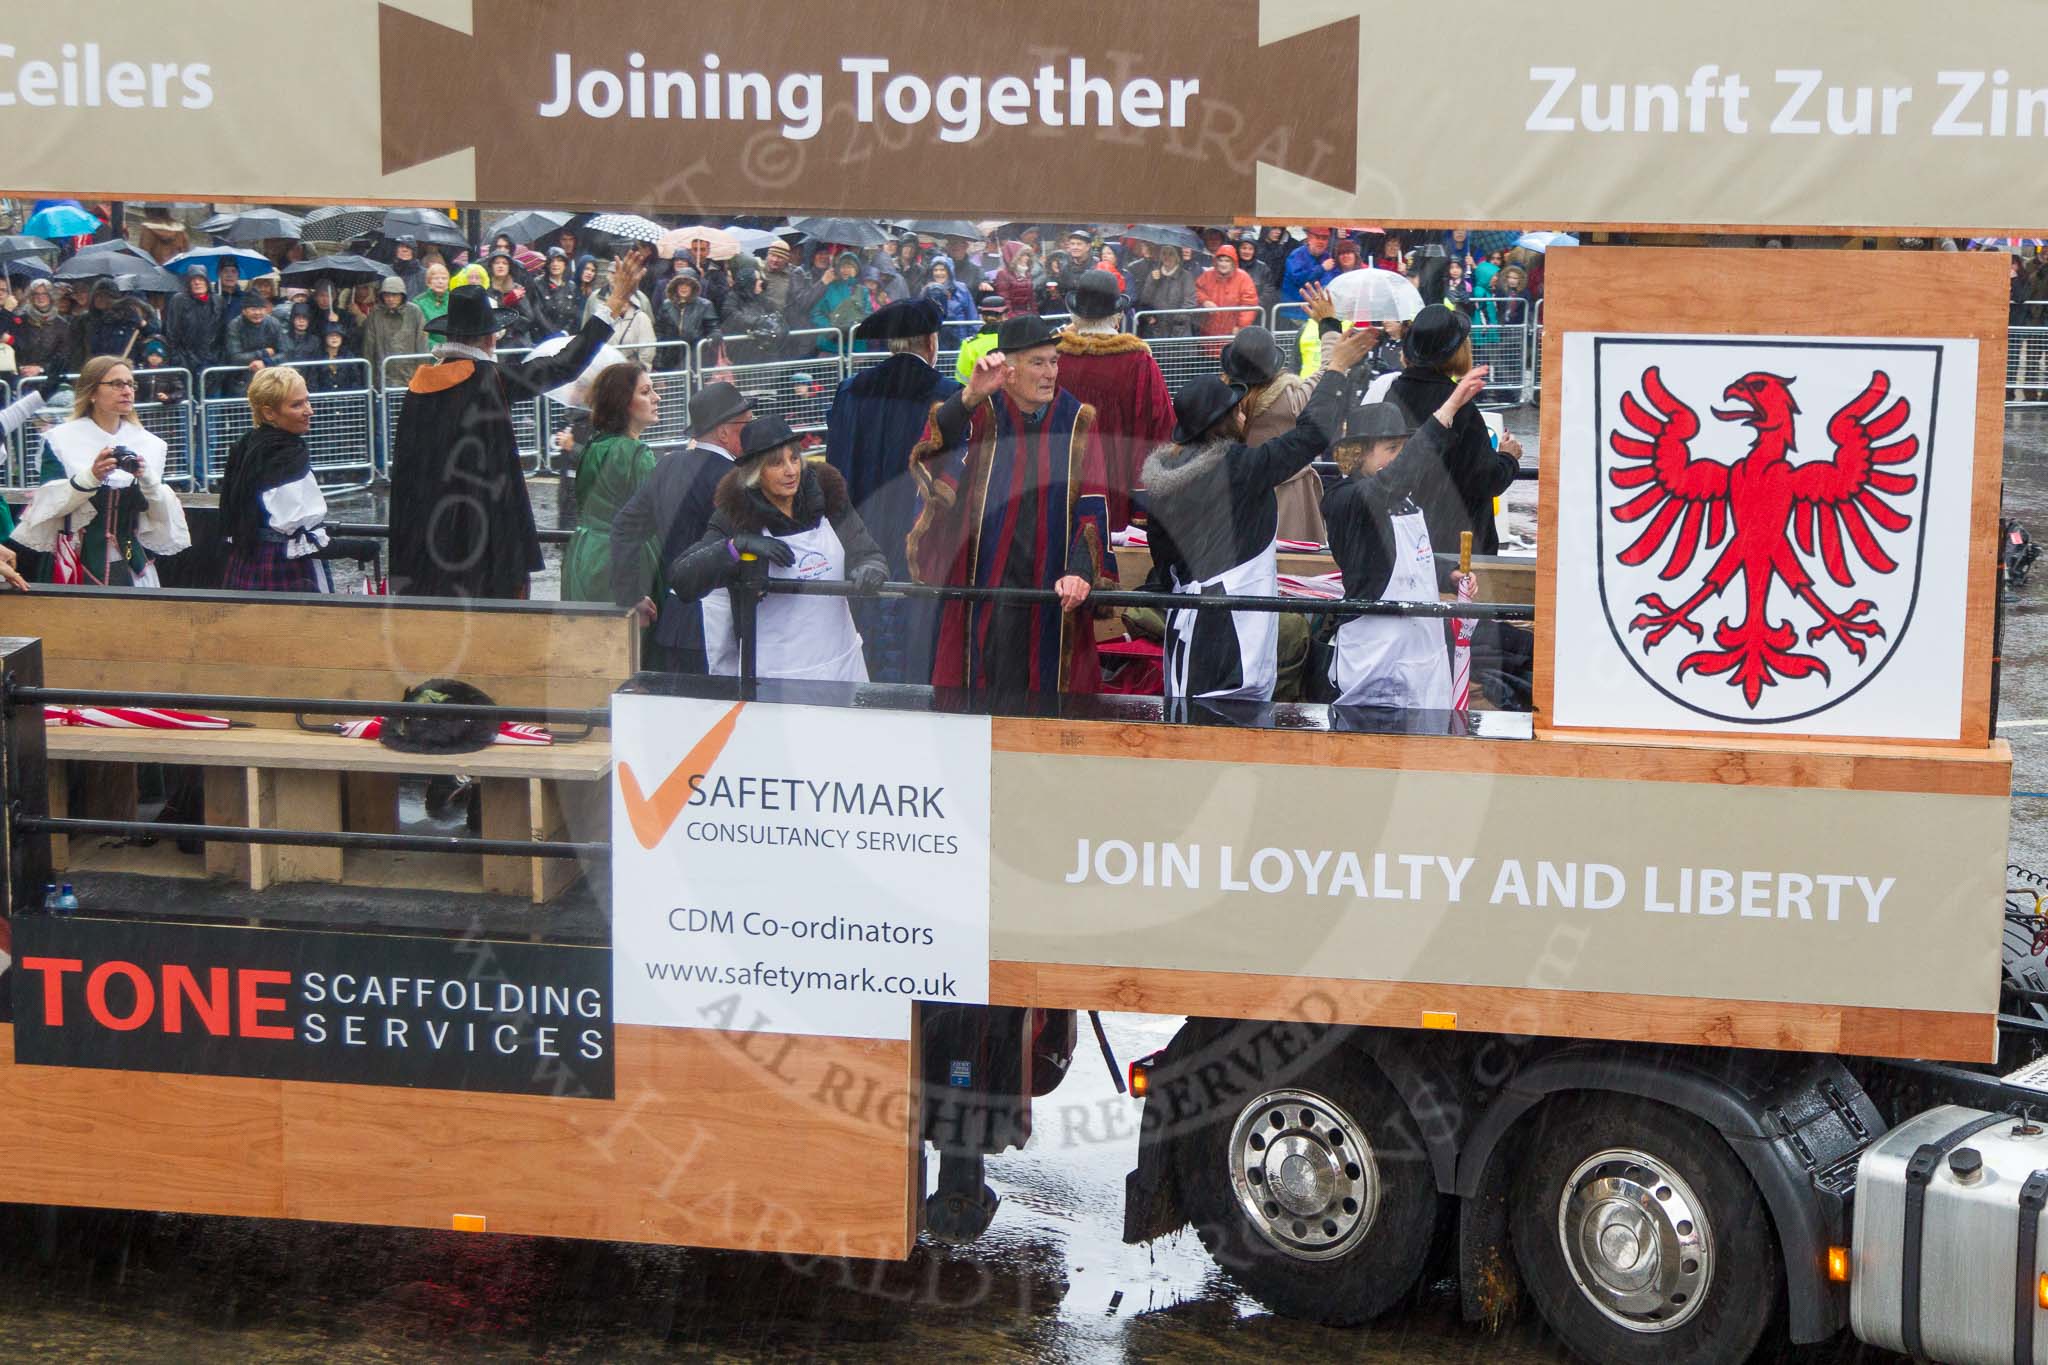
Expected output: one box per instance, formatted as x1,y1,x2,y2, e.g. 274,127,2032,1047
1383,303,1522,556
666,415,886,682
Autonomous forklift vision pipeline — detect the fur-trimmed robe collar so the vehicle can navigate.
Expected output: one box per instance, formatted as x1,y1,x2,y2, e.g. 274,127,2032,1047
1057,328,1153,357
711,459,850,536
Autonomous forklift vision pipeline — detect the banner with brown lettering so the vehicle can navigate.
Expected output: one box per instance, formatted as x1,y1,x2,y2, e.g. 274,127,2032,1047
7,0,2048,229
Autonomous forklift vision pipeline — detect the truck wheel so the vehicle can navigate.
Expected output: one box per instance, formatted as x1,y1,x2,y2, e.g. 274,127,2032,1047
1174,1053,1441,1325
1510,1099,1779,1365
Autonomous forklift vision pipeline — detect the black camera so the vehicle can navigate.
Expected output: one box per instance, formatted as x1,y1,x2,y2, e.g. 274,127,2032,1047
109,446,142,475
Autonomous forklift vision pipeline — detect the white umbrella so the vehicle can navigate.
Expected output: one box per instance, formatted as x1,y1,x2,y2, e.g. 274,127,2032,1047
527,333,630,408
1327,268,1425,324
1514,231,1579,253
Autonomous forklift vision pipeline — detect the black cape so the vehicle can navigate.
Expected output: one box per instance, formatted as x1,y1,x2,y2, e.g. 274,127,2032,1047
388,313,613,597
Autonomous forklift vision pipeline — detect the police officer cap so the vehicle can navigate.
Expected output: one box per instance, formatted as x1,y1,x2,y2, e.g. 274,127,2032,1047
854,296,944,342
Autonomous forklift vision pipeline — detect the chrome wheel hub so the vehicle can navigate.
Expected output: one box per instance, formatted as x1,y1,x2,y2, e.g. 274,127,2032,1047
1556,1147,1713,1332
1227,1088,1380,1262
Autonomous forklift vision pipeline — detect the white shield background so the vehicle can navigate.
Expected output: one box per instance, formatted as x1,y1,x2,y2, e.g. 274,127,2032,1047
1553,333,1979,739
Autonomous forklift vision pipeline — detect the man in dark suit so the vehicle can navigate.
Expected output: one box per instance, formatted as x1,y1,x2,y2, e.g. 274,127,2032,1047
608,381,754,673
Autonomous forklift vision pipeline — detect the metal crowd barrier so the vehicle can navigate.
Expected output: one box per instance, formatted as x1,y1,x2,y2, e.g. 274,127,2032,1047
381,348,547,476
694,329,845,435
2010,302,2048,409
1132,307,1243,396
18,368,201,491
201,359,377,491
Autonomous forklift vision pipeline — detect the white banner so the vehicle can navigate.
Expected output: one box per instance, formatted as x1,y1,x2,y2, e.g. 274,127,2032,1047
610,694,991,1040
1552,331,1979,739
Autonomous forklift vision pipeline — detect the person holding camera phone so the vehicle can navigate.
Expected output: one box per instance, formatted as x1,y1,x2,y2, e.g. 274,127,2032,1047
12,354,191,585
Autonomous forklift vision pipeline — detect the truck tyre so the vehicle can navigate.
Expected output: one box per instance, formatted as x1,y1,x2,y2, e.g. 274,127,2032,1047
1174,1050,1442,1325
1509,1098,1779,1365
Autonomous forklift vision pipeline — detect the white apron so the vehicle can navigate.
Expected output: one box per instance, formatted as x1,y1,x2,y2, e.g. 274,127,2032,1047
1165,544,1278,702
704,520,869,683
1331,505,1452,709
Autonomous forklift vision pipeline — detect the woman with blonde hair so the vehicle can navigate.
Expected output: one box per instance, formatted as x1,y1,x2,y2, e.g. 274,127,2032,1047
12,354,190,584
214,365,333,591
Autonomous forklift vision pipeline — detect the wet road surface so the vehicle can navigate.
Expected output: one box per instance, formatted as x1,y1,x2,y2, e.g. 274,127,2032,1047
7,407,2045,1362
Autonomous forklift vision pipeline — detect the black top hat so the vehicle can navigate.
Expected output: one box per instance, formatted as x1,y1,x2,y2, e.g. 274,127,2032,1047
1219,326,1283,387
855,296,944,341
996,314,1060,354
1402,303,1472,368
1340,401,1418,445
737,414,801,462
1065,269,1130,319
687,381,754,437
424,284,523,337
1171,377,1249,444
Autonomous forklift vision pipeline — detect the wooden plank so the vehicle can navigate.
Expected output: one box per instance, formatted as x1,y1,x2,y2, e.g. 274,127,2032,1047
343,771,400,836
529,780,584,904
477,777,529,898
252,767,343,888
0,1024,916,1256
989,716,2013,798
1534,247,2005,748
0,1027,287,1220
44,727,612,781
202,766,251,883
989,961,1994,1063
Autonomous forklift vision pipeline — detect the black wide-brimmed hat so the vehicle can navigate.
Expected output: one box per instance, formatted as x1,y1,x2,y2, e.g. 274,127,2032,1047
737,414,801,462
1171,376,1249,444
996,313,1060,354
1219,326,1284,387
1403,303,1472,367
687,381,754,436
1065,269,1130,319
1339,401,1418,445
424,284,523,337
855,296,944,341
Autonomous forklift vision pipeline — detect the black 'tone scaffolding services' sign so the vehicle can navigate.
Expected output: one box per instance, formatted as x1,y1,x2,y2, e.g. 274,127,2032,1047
8,918,614,1099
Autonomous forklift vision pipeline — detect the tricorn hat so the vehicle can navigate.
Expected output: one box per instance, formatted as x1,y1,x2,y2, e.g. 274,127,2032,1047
687,380,754,437
424,284,523,337
1065,268,1130,320
1171,376,1249,444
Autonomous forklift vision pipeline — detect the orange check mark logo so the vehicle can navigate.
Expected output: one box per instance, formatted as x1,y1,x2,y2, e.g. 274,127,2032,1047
617,701,745,849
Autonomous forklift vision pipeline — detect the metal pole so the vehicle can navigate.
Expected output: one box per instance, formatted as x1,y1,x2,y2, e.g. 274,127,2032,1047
734,572,762,699
15,815,603,860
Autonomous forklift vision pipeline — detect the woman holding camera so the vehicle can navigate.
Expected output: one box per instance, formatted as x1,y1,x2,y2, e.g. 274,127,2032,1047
13,355,190,585
214,367,334,592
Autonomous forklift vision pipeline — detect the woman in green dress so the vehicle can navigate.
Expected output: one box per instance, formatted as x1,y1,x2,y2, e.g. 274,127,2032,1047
560,362,661,603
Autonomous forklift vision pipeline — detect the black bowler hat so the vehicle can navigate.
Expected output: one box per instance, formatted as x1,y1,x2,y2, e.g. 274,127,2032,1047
1219,326,1284,387
1403,303,1473,367
855,296,944,341
737,414,801,462
996,313,1060,354
687,381,754,437
1065,269,1130,319
1340,401,1417,444
1171,376,1249,444
424,284,523,337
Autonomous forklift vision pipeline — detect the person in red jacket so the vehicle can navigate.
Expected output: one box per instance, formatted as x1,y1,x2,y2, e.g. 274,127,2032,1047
991,241,1037,317
1195,248,1262,335
1053,270,1174,531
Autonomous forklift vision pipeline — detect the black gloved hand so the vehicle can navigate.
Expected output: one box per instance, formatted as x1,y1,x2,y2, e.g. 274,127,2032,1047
850,560,886,595
730,532,796,568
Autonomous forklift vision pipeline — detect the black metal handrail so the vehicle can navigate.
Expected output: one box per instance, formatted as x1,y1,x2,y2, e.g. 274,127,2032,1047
14,815,601,860
756,578,1534,621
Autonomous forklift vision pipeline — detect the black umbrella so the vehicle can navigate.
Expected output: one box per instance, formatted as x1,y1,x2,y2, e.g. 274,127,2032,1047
0,234,56,260
485,209,574,245
788,217,890,248
4,256,51,281
52,242,157,280
110,265,184,295
379,208,468,249
280,253,391,287
895,219,982,241
202,208,305,245
301,205,387,242
1121,224,1203,250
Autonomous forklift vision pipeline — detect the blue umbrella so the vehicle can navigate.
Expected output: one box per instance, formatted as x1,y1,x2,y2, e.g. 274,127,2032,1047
1467,230,1522,255
23,200,101,239
1514,231,1580,253
162,245,275,281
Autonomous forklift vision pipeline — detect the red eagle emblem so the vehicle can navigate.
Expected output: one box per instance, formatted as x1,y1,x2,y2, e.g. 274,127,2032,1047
1606,367,1920,709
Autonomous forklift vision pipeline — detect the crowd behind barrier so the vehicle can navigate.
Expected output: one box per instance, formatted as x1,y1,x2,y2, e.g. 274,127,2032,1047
12,297,2044,494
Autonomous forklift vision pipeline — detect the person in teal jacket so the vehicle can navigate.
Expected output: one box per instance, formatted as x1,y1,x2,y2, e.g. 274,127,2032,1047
561,363,662,604
810,251,870,353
